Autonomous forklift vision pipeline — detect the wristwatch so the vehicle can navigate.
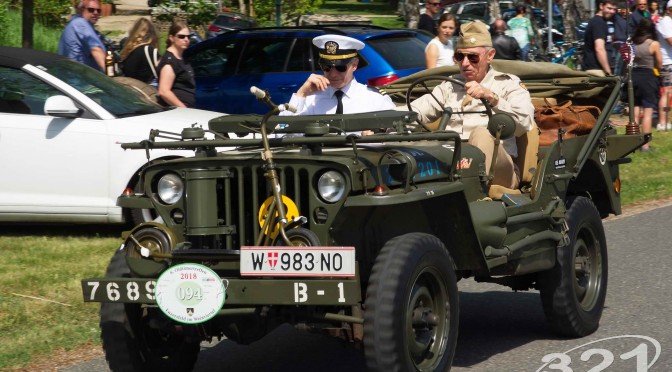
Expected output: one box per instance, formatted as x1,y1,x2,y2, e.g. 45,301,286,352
488,92,499,107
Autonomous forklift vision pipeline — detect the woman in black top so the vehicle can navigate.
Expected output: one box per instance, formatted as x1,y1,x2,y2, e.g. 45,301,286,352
157,21,196,108
119,17,160,84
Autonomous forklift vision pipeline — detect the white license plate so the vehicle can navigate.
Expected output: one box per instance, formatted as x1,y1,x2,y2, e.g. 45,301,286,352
240,246,356,277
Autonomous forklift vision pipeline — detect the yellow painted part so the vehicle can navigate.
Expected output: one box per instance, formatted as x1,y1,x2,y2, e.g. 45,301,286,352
258,195,300,239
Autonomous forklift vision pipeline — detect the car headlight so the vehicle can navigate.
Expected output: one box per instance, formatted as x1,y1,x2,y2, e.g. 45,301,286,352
157,173,184,204
317,171,346,203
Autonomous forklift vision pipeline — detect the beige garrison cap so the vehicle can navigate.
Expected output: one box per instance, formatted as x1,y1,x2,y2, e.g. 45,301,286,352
456,21,493,49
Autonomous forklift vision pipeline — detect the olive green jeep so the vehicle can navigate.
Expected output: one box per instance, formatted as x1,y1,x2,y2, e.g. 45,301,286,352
82,61,649,371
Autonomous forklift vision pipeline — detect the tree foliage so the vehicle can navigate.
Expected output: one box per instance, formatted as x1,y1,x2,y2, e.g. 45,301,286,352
252,0,324,25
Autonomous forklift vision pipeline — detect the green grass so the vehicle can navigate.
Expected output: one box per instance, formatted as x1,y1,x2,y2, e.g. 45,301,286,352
3,10,61,53
618,125,672,205
320,0,399,15
0,226,122,370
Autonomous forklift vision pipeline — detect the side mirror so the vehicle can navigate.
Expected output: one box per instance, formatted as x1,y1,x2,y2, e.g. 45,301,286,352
44,95,83,118
487,113,516,140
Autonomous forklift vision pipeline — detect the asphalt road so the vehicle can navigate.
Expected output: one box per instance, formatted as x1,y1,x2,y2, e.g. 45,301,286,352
64,203,672,372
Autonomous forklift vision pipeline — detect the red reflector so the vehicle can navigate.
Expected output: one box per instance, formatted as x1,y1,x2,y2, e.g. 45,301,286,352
367,74,399,86
122,187,134,197
207,25,221,32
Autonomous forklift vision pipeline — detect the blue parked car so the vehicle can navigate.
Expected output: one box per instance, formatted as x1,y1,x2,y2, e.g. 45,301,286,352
185,26,432,114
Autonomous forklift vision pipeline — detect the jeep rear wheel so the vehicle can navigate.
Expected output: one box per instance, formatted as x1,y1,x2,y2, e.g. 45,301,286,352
539,196,608,337
364,233,458,371
100,250,200,372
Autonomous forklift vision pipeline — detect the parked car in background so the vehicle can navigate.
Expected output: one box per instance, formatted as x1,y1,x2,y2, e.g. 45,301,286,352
185,25,432,114
0,47,228,225
205,12,258,39
443,0,514,25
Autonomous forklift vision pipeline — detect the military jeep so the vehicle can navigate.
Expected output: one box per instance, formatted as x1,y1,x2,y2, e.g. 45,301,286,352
82,61,648,371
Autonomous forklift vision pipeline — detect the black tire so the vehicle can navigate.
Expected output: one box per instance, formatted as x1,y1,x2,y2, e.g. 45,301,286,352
364,233,459,372
274,227,320,246
113,76,158,103
100,250,200,372
539,196,608,337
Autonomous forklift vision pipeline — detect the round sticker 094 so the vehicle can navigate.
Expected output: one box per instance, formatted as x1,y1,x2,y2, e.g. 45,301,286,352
155,263,225,324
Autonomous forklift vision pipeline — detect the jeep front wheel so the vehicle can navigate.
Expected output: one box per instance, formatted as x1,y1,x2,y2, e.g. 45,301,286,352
539,196,608,337
364,233,459,371
100,250,200,372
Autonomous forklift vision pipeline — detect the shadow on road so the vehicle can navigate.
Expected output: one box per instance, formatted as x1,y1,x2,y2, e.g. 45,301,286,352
454,290,552,367
189,289,553,371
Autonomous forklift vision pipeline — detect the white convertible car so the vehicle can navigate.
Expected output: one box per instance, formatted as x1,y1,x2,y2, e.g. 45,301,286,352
0,46,227,225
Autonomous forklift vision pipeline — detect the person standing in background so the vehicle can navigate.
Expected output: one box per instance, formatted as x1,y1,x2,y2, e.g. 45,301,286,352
119,18,161,86
630,0,651,31
507,5,534,62
631,18,661,151
651,1,661,23
491,19,522,61
582,0,617,75
418,1,441,35
655,0,672,130
58,0,106,72
425,13,457,68
157,22,196,108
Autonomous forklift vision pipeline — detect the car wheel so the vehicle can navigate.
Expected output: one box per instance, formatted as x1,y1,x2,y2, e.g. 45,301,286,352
364,233,458,371
539,196,608,337
113,76,158,103
100,249,200,372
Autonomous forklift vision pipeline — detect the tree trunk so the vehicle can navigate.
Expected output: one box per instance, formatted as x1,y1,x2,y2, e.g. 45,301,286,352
405,0,420,29
489,0,500,23
22,0,33,49
238,0,246,16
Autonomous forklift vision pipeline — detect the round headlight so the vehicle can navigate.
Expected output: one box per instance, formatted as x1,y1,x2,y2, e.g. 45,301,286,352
157,173,184,205
317,171,346,203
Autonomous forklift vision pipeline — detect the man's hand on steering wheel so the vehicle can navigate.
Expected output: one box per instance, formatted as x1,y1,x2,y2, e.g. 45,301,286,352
405,74,493,132
464,81,498,107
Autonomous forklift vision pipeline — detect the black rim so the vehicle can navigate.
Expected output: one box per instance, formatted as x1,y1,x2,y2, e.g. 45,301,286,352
573,226,602,311
406,267,450,369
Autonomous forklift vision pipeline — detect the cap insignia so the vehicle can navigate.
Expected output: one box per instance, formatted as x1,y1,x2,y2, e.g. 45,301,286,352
325,41,338,55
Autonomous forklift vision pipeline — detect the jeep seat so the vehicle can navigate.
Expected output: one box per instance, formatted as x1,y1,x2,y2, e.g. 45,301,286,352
488,121,540,200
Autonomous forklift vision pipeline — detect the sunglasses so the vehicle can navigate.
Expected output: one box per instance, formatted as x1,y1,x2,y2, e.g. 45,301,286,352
429,2,441,5
320,64,348,73
86,7,100,13
454,52,483,64
175,34,191,39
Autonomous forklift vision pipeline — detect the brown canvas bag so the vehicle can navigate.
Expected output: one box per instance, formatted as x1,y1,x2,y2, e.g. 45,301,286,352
534,98,601,146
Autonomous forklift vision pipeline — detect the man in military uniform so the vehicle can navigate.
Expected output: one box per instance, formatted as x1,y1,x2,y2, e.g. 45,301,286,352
409,21,535,189
281,35,395,116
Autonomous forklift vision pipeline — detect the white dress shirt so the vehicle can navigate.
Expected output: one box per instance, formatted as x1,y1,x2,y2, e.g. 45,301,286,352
282,78,395,116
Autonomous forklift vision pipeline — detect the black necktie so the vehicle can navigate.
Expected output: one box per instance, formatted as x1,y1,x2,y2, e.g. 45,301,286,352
334,90,344,114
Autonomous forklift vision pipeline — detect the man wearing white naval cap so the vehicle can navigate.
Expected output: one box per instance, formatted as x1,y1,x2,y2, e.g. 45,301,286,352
281,34,395,116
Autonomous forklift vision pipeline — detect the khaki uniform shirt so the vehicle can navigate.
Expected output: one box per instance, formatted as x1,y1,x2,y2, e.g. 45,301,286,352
409,67,534,158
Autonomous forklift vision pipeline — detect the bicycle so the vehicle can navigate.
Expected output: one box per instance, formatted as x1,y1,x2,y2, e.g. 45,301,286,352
529,40,584,71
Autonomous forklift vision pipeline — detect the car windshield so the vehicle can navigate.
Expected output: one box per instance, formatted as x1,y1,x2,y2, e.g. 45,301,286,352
42,60,164,117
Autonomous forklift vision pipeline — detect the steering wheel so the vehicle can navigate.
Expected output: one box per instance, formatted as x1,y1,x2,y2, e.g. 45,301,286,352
405,74,493,132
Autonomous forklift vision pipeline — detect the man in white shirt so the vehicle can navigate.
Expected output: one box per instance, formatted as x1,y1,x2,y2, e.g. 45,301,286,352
282,35,395,116
656,1,672,130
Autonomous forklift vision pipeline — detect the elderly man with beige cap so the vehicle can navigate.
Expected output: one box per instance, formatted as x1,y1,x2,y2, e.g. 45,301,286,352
409,21,535,189
281,34,395,116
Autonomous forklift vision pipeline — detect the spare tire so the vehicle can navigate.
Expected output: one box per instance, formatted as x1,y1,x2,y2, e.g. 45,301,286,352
113,76,158,103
